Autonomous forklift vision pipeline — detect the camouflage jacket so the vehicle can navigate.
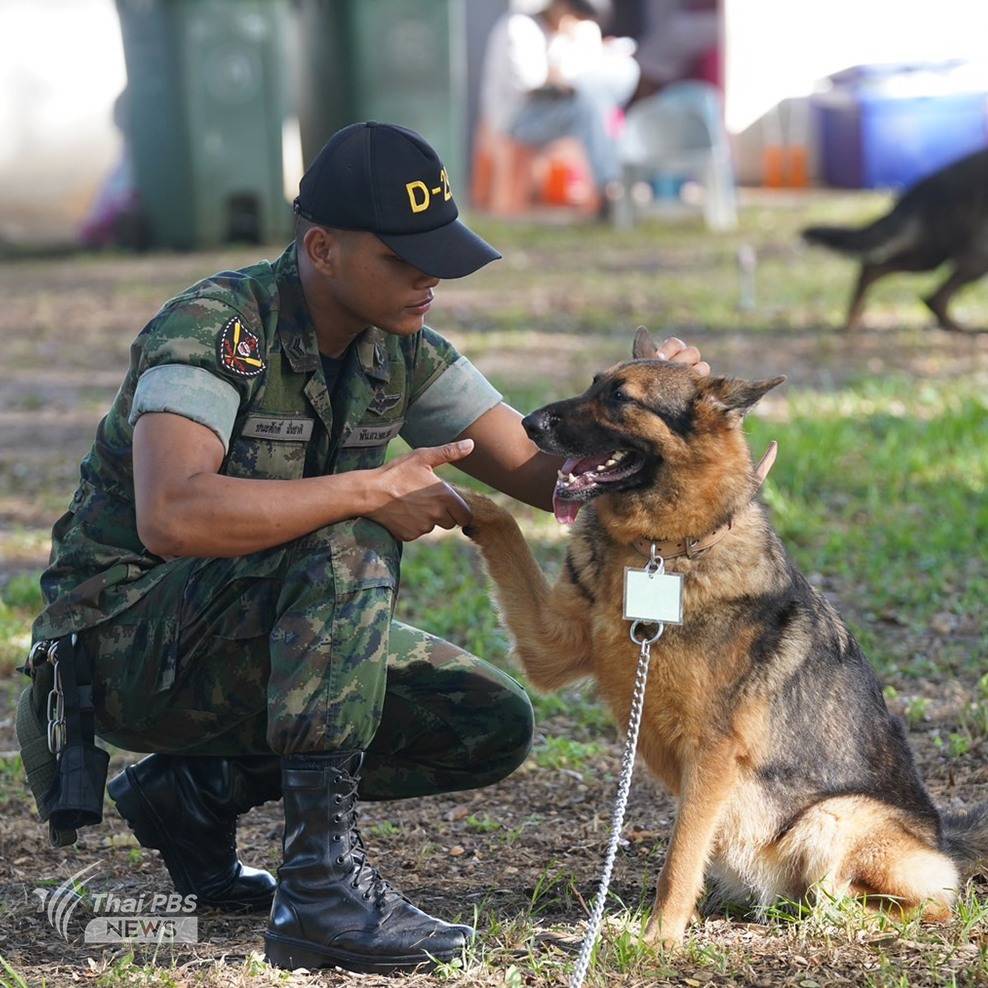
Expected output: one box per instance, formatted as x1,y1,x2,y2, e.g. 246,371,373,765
33,244,501,641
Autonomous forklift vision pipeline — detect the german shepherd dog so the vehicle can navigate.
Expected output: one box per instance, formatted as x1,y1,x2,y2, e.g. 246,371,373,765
803,148,988,332
461,331,988,946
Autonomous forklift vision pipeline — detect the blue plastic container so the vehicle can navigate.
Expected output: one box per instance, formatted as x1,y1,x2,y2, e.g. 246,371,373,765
815,63,988,189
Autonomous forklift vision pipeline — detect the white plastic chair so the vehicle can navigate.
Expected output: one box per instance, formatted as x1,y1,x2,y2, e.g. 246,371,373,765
614,81,737,231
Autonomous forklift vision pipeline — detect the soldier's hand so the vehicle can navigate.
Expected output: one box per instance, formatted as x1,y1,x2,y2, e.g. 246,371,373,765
367,440,475,541
658,337,710,377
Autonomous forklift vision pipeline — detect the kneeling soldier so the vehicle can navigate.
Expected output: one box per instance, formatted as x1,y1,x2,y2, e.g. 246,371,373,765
25,122,707,973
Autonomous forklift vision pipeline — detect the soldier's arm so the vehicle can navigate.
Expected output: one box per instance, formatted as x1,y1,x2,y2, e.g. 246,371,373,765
454,403,559,512
133,413,473,557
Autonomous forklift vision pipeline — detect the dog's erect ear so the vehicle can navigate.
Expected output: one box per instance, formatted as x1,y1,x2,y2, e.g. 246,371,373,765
632,326,660,360
702,375,786,417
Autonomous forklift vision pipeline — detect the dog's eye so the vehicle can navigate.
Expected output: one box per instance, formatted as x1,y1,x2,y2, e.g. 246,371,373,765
612,387,632,403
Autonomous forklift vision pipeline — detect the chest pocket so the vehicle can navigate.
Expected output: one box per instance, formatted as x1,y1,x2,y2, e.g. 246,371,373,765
225,414,314,480
333,362,409,472
223,351,315,481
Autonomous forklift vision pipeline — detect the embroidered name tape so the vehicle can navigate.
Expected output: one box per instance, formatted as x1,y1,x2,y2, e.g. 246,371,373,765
242,416,313,441
341,420,404,449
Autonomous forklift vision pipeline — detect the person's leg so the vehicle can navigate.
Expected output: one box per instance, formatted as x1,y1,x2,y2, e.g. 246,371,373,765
510,92,620,188
90,522,491,970
361,621,534,801
91,553,279,756
127,519,470,974
91,548,289,911
94,517,395,758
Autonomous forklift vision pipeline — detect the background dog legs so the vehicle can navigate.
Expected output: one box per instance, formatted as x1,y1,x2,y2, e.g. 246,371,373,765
922,259,988,332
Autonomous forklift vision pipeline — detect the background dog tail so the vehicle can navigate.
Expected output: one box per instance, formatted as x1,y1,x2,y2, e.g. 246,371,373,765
802,207,916,263
942,803,988,876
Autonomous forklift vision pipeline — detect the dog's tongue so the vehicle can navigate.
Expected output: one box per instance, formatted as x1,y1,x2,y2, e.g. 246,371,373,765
553,494,582,525
552,454,608,525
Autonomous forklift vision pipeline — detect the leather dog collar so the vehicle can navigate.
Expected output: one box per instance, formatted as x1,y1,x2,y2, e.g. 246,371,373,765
631,442,778,561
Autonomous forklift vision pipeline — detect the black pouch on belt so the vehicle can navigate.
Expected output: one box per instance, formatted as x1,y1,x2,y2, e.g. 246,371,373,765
16,635,109,847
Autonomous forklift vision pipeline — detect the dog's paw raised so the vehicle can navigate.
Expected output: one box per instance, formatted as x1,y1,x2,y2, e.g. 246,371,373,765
456,488,512,541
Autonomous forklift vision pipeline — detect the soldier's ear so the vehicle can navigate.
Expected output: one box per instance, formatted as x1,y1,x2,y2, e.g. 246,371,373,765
302,225,338,275
701,375,786,419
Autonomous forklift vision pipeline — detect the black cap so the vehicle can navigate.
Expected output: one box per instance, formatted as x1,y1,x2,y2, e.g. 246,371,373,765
294,121,501,280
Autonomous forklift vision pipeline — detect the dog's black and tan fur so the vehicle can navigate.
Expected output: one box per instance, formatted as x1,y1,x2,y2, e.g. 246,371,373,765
462,331,988,946
803,148,988,332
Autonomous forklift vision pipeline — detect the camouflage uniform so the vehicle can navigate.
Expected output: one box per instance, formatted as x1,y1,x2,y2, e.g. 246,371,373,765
33,244,533,797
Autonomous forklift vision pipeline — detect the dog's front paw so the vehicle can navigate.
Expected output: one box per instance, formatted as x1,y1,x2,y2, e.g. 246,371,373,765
644,913,688,950
456,488,514,541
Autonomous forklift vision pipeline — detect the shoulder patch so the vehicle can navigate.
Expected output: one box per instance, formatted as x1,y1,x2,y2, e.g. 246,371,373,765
218,316,265,378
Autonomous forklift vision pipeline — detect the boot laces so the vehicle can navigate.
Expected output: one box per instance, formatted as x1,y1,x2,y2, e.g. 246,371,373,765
337,773,396,908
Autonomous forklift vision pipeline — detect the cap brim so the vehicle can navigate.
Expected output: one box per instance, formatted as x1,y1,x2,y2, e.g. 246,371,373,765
378,218,501,279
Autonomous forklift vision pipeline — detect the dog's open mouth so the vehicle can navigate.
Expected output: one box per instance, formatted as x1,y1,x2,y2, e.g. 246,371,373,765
553,449,645,524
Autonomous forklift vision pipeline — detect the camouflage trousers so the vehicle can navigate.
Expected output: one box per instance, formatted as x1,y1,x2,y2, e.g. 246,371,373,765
83,522,534,800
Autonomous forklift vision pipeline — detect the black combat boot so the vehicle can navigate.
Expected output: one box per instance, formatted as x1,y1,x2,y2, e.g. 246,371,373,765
264,751,472,973
108,754,281,911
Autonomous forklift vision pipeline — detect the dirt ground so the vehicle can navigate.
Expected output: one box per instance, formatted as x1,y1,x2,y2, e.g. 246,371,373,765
2,737,986,987
1,200,987,987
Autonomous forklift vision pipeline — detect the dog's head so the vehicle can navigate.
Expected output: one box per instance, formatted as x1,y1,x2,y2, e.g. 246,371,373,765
524,330,784,534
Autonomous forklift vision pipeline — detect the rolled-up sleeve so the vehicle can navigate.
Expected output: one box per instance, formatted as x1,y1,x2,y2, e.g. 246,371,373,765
129,364,241,452
401,355,503,448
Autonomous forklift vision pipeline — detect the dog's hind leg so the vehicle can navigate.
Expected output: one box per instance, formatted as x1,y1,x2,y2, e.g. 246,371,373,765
461,491,593,690
645,742,741,947
922,260,988,332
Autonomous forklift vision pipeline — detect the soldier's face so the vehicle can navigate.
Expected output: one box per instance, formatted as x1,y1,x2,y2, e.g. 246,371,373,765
329,232,440,337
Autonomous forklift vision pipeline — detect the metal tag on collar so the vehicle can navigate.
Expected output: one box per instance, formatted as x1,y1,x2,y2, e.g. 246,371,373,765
624,544,683,625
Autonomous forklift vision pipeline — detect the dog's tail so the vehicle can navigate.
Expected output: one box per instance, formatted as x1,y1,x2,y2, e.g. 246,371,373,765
942,803,988,876
802,206,918,264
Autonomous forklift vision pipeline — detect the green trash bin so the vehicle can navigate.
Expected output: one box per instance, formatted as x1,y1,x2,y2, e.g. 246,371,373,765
117,0,292,249
296,0,467,197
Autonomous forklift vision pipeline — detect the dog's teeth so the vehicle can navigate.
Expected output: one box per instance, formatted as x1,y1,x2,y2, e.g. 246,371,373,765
594,465,606,472
613,450,627,461
604,458,617,467
568,473,578,482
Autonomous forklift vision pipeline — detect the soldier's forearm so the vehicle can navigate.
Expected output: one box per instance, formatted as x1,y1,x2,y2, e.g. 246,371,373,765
137,469,388,559
466,450,559,512
453,403,560,512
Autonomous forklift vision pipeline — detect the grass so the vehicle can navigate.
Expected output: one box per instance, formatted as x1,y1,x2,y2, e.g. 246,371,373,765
0,954,31,988
531,736,606,774
0,574,42,678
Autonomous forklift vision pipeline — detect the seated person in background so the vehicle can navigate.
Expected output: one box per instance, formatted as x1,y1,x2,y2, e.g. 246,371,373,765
479,0,639,208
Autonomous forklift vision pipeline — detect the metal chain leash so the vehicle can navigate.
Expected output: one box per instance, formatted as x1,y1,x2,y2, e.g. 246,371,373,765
568,618,663,988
